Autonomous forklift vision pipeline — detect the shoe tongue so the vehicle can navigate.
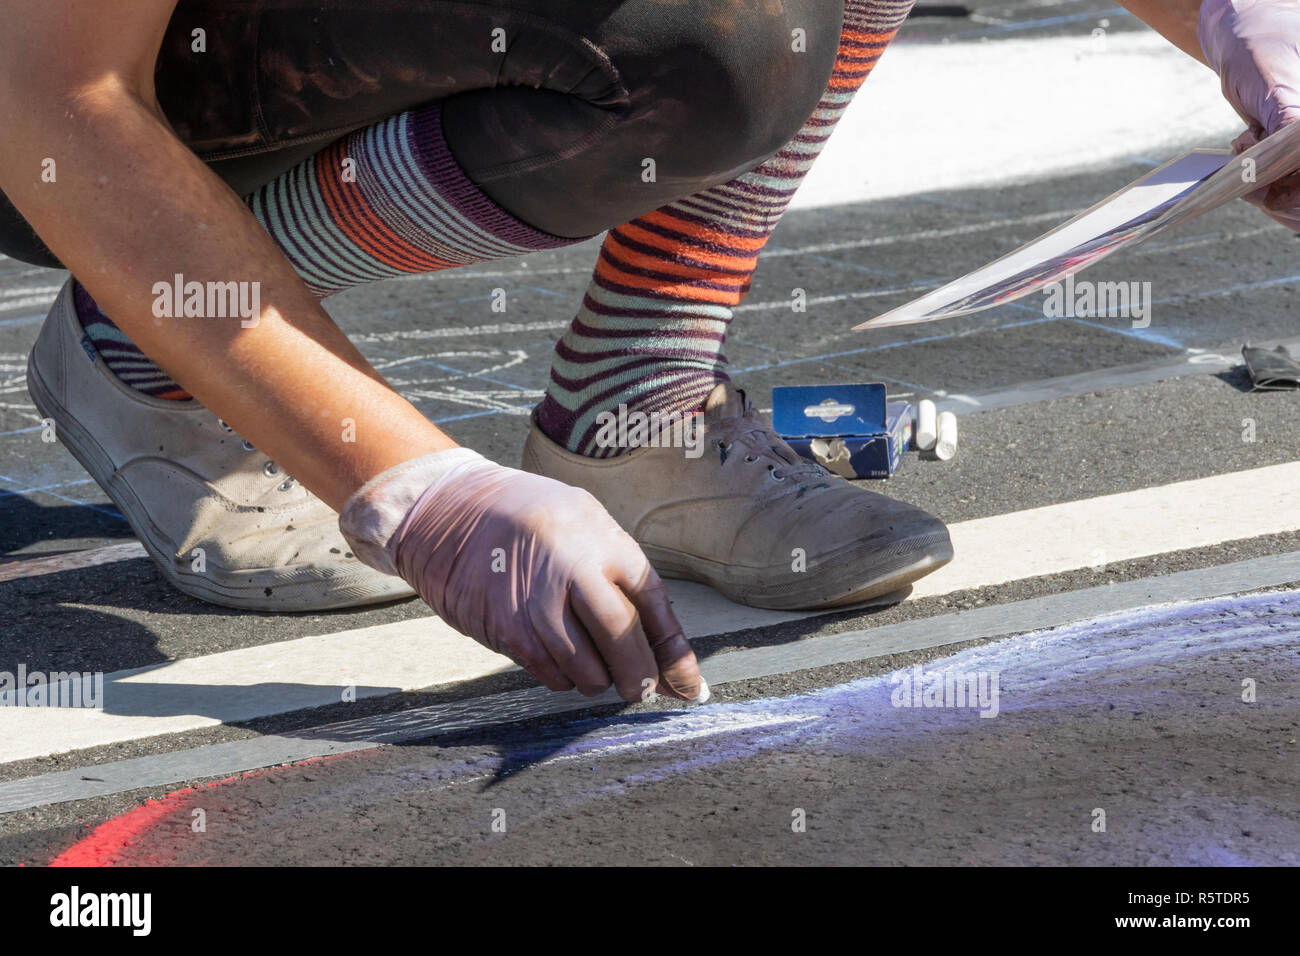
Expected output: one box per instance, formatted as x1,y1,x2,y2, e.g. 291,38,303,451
701,382,808,470
701,383,747,422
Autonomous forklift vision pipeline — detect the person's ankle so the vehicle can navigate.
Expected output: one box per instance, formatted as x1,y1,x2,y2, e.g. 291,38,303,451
535,372,729,458
71,281,193,401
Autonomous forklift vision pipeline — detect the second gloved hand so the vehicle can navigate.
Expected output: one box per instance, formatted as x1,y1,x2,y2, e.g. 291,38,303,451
339,448,706,702
1200,0,1300,228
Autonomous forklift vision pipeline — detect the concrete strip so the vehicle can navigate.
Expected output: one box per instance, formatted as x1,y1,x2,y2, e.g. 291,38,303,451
0,619,514,764
911,462,1300,599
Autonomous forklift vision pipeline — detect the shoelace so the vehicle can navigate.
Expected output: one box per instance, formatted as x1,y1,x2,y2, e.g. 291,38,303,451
217,418,297,492
710,411,827,483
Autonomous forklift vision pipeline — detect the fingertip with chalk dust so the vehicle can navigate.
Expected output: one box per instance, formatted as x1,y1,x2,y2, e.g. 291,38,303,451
690,678,711,705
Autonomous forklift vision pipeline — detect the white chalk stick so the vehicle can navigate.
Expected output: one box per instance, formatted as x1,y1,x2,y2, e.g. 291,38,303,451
691,678,711,705
935,411,958,461
916,399,938,451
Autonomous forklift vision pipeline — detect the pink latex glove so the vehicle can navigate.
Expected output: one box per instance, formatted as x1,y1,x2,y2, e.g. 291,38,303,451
1200,0,1300,228
339,448,707,703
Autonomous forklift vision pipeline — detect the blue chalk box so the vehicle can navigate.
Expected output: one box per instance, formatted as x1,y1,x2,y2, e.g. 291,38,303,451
771,383,913,479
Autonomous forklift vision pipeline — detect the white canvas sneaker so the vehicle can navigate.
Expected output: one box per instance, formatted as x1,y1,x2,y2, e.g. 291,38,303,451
523,384,953,610
26,280,415,610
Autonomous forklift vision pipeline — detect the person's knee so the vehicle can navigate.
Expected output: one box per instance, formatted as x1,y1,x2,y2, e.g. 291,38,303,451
624,0,844,180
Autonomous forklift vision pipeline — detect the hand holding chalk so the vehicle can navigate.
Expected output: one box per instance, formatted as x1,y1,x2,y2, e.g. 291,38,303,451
339,449,706,703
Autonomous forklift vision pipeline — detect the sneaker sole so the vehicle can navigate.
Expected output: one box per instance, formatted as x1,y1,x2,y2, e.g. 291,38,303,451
27,351,413,612
642,528,954,611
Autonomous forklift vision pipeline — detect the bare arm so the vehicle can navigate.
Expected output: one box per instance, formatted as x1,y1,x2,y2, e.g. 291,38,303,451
0,0,457,510
1115,0,1207,63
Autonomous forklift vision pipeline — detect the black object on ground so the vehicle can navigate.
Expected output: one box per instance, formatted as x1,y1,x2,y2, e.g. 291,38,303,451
1241,344,1300,390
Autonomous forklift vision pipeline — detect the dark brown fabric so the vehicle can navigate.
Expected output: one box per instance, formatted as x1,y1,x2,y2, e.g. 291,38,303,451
1,0,841,263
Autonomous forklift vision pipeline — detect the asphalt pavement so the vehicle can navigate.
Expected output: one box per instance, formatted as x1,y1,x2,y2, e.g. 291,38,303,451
0,0,1297,866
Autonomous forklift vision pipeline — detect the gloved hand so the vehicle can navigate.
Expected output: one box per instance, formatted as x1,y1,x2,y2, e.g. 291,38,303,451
339,448,707,703
1200,0,1300,228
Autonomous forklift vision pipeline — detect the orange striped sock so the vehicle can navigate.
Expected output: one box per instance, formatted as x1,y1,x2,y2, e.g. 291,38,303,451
537,0,915,455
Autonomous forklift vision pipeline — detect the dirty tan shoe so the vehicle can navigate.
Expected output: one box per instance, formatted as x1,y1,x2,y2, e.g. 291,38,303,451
26,280,415,611
522,384,953,610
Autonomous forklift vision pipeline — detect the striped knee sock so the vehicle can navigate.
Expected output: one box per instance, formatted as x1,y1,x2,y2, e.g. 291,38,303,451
79,102,579,397
536,0,915,456
74,282,194,400
247,103,578,295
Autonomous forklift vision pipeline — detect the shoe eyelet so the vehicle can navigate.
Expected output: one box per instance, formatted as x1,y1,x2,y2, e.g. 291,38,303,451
279,478,296,492
241,439,256,452
769,466,786,482
744,454,758,463
217,419,234,433
262,460,280,477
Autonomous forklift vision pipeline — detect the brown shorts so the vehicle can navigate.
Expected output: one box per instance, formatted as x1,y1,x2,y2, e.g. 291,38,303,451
0,0,842,266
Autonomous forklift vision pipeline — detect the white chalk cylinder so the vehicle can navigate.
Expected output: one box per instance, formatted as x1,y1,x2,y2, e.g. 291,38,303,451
935,411,958,461
915,399,938,451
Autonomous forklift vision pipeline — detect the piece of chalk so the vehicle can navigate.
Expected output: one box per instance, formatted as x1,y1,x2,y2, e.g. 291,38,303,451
691,678,711,705
935,411,958,461
916,399,938,451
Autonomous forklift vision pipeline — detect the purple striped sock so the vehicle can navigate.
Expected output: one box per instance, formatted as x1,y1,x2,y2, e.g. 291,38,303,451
74,282,193,400
77,101,584,399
